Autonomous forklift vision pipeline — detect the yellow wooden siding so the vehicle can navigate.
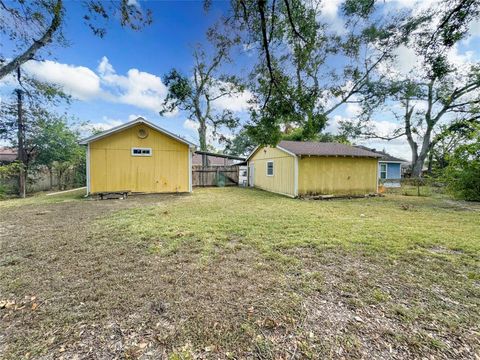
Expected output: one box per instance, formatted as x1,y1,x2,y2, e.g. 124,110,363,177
89,124,189,193
250,147,295,197
298,156,378,195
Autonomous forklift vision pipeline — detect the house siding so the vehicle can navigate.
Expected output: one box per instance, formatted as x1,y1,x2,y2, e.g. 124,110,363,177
249,147,296,197
89,124,189,193
380,162,401,179
298,156,378,195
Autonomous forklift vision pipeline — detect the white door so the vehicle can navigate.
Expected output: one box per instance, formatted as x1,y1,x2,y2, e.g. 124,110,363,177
249,162,254,187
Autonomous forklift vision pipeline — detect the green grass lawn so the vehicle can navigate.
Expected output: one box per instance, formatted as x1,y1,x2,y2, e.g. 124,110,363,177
0,187,479,359
0,187,86,209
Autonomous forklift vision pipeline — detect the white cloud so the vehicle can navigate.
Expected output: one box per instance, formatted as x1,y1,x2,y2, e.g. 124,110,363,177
213,88,253,112
182,119,232,150
369,120,402,138
78,116,124,135
320,0,342,18
325,113,411,159
19,57,171,113
317,0,346,34
447,44,476,70
384,0,438,14
358,138,411,160
465,19,480,42
183,119,198,132
98,57,168,112
325,114,345,133
18,57,256,117
22,60,101,100
97,56,115,76
394,45,420,75
127,0,140,6
79,114,149,136
128,114,147,121
345,102,362,117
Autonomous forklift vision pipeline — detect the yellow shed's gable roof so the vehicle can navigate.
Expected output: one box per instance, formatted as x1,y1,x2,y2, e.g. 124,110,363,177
246,144,296,161
79,117,196,148
247,141,382,161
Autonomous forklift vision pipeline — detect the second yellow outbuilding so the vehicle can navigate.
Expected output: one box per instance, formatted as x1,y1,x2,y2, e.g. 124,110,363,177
246,141,381,197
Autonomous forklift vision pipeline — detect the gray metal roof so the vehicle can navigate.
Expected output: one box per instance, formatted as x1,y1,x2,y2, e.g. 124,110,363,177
354,145,407,162
278,141,382,158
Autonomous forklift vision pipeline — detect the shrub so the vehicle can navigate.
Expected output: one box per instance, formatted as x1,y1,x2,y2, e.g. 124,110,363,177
443,136,480,201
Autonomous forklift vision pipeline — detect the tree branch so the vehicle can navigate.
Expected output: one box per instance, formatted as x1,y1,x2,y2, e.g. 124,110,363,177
258,0,277,108
283,0,306,43
0,0,63,80
362,132,406,140
324,50,389,116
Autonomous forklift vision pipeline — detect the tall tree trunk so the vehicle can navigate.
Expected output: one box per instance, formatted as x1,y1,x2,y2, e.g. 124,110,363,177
49,167,54,190
427,151,433,174
198,120,207,151
411,155,426,178
15,87,26,198
411,126,433,178
411,142,433,177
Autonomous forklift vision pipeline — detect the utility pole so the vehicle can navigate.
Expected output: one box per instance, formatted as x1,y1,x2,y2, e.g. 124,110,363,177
16,67,26,198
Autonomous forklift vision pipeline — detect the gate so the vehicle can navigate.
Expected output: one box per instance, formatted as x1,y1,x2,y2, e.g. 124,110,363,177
192,166,239,187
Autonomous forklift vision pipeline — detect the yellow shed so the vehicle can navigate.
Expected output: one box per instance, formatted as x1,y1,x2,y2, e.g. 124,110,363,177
80,117,196,195
247,141,381,197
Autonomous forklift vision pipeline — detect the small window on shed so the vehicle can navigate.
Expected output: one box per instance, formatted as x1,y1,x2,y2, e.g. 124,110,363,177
131,147,152,156
266,161,274,176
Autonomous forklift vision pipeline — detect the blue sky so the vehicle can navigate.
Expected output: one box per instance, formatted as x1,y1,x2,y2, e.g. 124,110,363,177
47,0,230,138
1,0,479,159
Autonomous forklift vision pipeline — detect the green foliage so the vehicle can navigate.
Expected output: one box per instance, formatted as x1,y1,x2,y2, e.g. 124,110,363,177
228,0,402,147
342,0,376,18
281,127,350,144
32,117,82,169
161,69,193,112
31,116,86,189
341,0,480,177
0,162,22,198
223,129,256,156
0,162,22,179
160,29,243,150
443,128,480,201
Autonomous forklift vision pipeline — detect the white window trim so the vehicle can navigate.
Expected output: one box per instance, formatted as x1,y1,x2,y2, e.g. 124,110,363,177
266,160,274,177
131,147,152,157
380,163,388,179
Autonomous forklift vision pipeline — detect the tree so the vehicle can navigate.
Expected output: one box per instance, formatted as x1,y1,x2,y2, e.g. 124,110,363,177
427,120,478,174
160,30,244,151
223,129,256,156
443,125,480,201
281,128,350,144
32,116,85,190
340,0,480,177
223,0,402,145
0,0,152,80
0,71,70,196
0,162,22,198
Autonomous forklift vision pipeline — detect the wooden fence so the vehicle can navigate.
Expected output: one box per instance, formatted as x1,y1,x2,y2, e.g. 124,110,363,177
192,166,239,187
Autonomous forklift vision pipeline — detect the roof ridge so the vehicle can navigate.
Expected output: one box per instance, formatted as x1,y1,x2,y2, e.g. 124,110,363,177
79,117,196,147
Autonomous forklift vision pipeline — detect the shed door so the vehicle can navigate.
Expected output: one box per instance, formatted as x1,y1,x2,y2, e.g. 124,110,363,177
249,162,254,187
